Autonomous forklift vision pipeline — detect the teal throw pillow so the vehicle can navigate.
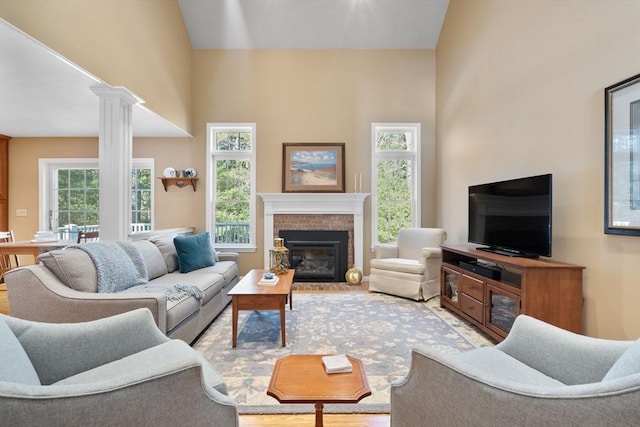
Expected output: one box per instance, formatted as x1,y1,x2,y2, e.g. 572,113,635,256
602,339,640,381
173,232,216,273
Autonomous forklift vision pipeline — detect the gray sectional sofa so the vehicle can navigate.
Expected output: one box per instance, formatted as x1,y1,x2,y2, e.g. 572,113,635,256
4,232,239,343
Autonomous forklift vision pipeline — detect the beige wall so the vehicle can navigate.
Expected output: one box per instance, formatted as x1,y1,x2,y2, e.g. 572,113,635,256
8,50,436,276
436,0,640,339
192,50,436,273
0,0,192,132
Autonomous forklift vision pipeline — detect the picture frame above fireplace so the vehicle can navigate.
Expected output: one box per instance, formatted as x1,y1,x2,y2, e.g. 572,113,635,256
282,143,345,193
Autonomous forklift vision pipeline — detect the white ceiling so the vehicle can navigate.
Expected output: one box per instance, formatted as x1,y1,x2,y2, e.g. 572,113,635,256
178,0,450,49
0,0,449,138
0,20,190,138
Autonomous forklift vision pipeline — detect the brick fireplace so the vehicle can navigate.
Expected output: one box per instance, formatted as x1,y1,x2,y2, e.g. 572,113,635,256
258,193,369,271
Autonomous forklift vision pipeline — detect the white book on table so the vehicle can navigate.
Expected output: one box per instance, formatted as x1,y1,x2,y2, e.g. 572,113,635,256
258,276,279,286
322,354,353,374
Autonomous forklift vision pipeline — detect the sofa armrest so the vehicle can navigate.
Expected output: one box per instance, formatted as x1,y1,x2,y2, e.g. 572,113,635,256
217,251,239,263
418,247,442,263
419,247,443,280
496,315,631,384
0,360,239,427
373,243,398,259
5,265,167,333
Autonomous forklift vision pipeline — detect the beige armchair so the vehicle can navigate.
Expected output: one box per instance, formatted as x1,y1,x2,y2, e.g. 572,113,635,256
369,228,447,301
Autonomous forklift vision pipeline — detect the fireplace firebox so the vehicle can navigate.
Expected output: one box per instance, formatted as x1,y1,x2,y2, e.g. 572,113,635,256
279,230,348,282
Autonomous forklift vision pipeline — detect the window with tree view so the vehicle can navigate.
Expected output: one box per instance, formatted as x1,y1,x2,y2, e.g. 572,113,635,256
41,159,153,240
208,124,256,248
372,124,421,245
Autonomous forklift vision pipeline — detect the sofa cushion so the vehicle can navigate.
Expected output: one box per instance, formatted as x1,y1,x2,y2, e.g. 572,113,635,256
0,316,41,385
38,248,98,293
450,347,565,389
174,232,216,274
150,234,179,273
370,258,426,275
603,339,640,381
133,240,169,280
150,271,225,306
202,261,239,283
54,339,228,395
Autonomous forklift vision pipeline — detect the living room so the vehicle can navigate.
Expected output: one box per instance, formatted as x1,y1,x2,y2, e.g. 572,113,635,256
1,0,640,423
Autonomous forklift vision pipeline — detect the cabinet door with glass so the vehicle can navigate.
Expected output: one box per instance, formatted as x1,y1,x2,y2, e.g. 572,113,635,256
485,284,521,338
441,266,461,308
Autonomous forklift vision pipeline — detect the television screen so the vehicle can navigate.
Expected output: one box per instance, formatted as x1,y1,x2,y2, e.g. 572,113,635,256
468,174,552,258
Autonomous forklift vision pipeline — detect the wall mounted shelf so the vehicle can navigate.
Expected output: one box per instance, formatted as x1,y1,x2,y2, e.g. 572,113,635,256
158,177,198,192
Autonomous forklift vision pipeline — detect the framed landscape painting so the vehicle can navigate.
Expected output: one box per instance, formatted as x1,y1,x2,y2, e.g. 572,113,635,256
282,143,345,193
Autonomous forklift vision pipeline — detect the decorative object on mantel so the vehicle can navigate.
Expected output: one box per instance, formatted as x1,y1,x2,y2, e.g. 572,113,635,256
269,237,290,274
282,143,345,193
345,266,363,286
605,72,640,235
353,172,363,193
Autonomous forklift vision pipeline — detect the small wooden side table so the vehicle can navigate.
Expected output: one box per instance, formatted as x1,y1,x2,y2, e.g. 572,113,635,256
267,354,371,427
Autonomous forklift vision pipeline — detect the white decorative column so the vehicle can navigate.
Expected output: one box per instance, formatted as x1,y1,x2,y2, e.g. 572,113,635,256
91,85,143,241
258,193,369,271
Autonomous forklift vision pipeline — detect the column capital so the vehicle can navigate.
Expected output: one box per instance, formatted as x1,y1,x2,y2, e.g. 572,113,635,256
91,85,144,106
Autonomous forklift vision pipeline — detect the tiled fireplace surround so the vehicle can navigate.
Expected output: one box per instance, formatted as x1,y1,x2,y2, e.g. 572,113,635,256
258,193,369,272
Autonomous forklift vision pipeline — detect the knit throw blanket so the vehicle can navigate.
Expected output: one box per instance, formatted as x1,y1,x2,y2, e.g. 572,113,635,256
70,241,204,302
69,241,148,293
119,282,205,302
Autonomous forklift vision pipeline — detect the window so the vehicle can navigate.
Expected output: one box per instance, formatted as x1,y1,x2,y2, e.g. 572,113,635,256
206,124,256,250
130,167,153,231
39,159,154,240
371,123,421,245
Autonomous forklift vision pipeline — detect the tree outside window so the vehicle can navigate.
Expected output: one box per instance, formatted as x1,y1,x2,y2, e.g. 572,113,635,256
208,125,256,248
372,124,421,245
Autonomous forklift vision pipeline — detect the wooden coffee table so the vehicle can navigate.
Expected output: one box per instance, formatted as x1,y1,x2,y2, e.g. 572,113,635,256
267,354,371,427
228,269,294,348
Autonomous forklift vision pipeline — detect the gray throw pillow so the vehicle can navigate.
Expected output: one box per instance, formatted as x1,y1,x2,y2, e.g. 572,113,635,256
0,316,41,385
38,248,98,293
602,339,640,381
133,240,169,280
150,234,179,273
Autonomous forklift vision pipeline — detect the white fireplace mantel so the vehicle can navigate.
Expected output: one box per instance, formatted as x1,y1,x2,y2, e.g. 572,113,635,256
258,193,369,271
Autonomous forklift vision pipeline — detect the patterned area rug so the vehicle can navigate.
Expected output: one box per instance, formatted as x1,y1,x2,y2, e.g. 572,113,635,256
193,293,494,414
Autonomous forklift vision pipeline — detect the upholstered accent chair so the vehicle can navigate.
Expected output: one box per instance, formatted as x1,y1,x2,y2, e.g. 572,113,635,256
369,228,447,301
391,315,640,427
0,308,239,427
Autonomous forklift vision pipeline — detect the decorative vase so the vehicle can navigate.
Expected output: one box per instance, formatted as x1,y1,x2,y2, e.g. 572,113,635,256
345,266,363,286
269,237,290,275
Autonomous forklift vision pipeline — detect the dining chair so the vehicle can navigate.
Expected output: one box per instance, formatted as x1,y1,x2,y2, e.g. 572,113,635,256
76,230,99,243
0,230,20,282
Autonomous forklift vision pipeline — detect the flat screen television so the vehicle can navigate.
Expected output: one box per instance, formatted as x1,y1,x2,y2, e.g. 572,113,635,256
468,174,552,258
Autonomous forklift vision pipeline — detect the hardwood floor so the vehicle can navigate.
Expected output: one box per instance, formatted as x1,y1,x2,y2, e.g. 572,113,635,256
0,280,390,426
0,284,9,315
240,413,390,426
